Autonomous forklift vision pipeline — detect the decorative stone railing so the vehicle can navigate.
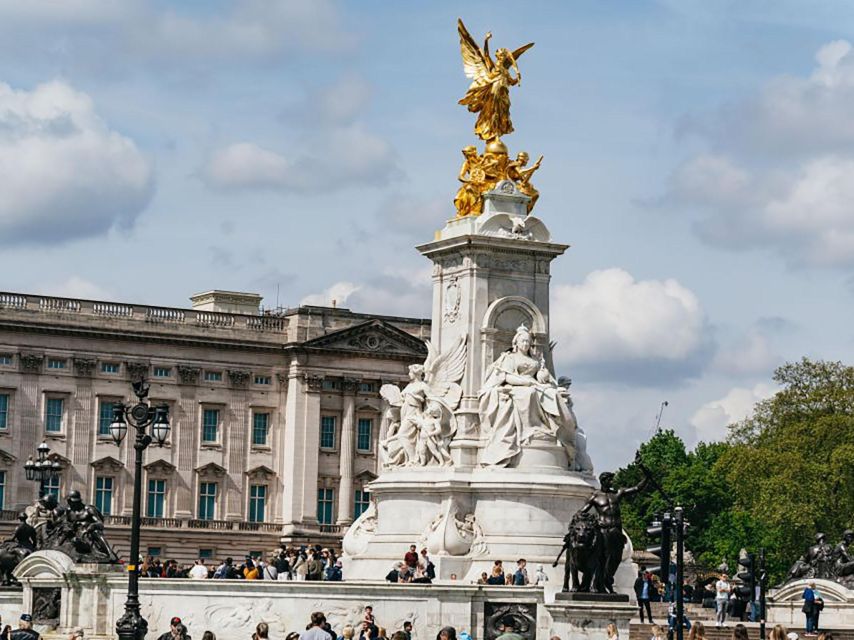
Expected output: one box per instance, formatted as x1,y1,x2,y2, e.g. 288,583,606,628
0,291,289,335
102,515,281,533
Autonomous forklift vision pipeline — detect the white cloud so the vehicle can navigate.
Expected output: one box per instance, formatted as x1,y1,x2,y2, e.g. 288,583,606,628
375,194,450,238
0,0,355,60
202,125,399,194
551,268,711,385
301,268,433,318
712,328,780,377
282,73,373,127
0,80,154,245
660,40,854,268
690,383,776,443
301,282,361,308
34,276,113,300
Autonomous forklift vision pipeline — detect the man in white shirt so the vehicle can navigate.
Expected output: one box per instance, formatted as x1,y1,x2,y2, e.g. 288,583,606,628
715,573,731,627
189,559,209,579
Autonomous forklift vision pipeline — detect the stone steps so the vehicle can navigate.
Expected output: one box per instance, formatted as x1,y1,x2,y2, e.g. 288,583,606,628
630,623,854,640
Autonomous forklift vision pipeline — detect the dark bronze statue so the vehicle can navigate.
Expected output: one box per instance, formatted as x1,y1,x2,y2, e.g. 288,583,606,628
0,513,38,585
786,530,854,589
554,471,647,593
41,490,117,563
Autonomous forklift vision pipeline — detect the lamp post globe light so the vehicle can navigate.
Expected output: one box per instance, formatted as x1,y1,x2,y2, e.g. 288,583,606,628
110,379,170,640
23,440,62,498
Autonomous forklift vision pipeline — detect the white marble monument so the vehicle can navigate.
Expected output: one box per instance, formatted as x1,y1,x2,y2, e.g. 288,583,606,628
342,183,633,596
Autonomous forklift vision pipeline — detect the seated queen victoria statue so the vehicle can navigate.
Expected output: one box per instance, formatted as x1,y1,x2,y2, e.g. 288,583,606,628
479,324,577,467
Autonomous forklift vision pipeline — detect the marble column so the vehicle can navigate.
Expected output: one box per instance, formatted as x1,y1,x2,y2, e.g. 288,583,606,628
336,378,359,526
281,373,321,534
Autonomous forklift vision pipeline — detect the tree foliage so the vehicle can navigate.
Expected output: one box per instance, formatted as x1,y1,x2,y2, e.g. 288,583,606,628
613,358,854,582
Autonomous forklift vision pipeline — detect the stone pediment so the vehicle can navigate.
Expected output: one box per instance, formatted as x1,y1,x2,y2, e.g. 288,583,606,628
195,462,227,478
245,465,276,481
302,320,427,358
90,456,124,472
47,452,70,467
0,449,16,465
144,459,176,475
355,469,378,481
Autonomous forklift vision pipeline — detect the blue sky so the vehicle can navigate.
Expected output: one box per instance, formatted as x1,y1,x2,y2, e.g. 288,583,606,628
2,0,853,469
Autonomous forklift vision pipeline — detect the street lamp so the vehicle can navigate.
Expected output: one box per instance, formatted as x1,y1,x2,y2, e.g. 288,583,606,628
110,379,170,640
23,441,62,498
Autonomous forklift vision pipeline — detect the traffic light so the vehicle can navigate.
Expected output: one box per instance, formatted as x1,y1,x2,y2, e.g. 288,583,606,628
735,550,756,600
646,511,672,578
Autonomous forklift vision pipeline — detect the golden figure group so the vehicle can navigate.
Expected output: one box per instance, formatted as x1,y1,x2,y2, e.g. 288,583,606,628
454,19,544,218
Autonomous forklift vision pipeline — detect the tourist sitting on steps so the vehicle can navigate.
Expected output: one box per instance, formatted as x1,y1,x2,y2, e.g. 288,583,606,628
156,617,190,640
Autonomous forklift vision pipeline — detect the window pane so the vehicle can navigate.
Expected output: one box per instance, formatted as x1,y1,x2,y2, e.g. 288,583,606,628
357,418,373,451
47,358,66,369
252,413,269,446
202,409,219,442
0,355,12,366
98,401,115,436
317,488,334,525
95,476,113,515
198,482,217,520
204,371,222,381
101,362,119,373
0,394,8,430
320,416,336,449
45,398,64,432
254,375,271,385
249,484,266,523
147,479,165,517
44,475,61,499
0,471,6,510
153,367,171,377
354,489,370,520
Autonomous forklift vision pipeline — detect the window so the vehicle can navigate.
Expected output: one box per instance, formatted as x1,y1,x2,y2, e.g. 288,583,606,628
321,379,341,391
357,418,373,452
44,475,61,499
0,355,12,366
249,484,266,523
101,362,119,374
254,375,271,385
98,400,116,436
153,367,171,378
47,358,66,370
202,409,219,442
0,393,8,430
252,412,269,446
317,488,334,525
354,489,370,520
147,479,166,517
0,471,5,510
95,476,113,515
198,482,217,520
45,397,64,432
204,371,222,382
320,416,336,449
147,546,162,557
359,382,376,393
199,548,214,559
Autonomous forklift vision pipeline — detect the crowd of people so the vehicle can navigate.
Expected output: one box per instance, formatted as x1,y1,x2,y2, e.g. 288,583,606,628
138,546,344,581
384,547,547,586
147,609,552,640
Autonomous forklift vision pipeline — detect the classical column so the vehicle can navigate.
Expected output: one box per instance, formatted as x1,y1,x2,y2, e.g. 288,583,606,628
281,372,322,535
336,378,359,526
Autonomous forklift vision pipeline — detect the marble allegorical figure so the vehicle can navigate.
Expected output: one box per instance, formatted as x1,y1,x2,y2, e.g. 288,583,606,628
380,336,467,468
478,324,576,467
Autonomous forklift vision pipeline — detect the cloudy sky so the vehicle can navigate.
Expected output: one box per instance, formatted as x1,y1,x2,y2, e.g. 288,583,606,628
2,0,853,470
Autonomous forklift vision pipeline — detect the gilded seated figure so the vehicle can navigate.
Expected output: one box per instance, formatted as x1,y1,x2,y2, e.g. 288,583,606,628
479,324,576,467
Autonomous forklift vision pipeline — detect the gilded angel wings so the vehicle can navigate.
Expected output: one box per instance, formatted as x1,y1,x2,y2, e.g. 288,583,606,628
457,18,534,141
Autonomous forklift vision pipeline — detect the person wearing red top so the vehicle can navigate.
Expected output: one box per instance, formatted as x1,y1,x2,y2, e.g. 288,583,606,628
404,545,418,569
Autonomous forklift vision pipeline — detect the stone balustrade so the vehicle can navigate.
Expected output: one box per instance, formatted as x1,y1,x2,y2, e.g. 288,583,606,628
0,291,289,336
101,515,282,533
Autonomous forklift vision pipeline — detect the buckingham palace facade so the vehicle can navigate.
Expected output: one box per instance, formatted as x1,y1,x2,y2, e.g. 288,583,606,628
0,289,428,563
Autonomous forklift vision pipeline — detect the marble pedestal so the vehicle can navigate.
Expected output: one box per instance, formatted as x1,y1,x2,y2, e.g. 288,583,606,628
768,578,854,628
547,594,635,640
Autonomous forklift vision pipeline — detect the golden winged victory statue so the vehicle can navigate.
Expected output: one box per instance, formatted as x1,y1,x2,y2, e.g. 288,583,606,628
454,19,543,217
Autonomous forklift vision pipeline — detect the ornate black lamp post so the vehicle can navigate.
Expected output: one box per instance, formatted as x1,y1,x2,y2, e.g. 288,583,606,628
23,441,62,498
109,379,170,640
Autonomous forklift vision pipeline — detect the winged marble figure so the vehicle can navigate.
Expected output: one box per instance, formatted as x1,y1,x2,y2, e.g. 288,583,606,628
380,335,468,467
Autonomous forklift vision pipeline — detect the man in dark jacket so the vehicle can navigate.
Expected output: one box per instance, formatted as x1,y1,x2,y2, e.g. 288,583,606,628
10,615,40,640
156,617,190,640
306,550,324,581
634,569,655,623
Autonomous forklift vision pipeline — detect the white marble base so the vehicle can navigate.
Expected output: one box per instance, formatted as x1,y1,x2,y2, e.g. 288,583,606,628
547,597,635,640
768,578,854,628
